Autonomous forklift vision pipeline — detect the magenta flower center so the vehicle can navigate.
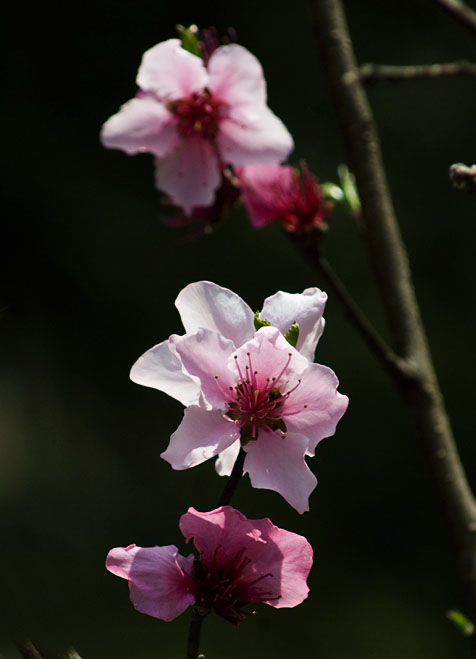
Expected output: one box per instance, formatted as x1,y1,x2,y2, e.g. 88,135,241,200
191,545,280,624
168,90,224,140
220,352,303,441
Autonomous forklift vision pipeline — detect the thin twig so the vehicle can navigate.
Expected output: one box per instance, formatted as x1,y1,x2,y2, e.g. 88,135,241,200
360,60,476,82
292,234,413,381
434,0,476,37
186,608,207,659
16,642,44,659
217,447,246,507
311,0,476,618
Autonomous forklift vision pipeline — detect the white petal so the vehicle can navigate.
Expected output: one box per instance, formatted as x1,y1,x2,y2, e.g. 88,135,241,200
161,406,239,469
215,440,241,476
137,38,208,100
155,138,221,215
217,105,293,166
244,431,317,514
261,288,328,360
100,97,179,157
175,281,255,347
130,340,201,407
208,44,267,109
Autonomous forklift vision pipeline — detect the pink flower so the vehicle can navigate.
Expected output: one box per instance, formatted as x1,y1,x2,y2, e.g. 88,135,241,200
236,161,332,232
130,281,348,513
101,39,293,214
106,506,312,624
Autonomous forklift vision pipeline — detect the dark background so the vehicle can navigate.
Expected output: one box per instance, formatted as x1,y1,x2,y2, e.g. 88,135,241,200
2,1,476,657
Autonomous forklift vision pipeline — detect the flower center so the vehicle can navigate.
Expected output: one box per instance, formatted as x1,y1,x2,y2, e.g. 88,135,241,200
191,546,280,625
168,90,224,140
222,351,302,442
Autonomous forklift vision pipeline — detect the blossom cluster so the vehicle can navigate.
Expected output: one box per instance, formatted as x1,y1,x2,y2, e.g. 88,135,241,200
101,30,331,233
103,28,349,641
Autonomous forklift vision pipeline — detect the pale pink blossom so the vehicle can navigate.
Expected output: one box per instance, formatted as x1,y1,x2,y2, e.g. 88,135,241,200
236,161,332,232
101,39,293,214
106,506,312,624
130,281,347,513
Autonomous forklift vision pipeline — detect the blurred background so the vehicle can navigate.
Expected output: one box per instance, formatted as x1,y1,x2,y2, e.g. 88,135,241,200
2,0,476,657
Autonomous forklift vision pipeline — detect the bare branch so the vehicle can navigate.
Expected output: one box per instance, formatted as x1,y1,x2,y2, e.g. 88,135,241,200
360,60,476,82
311,0,476,618
434,0,476,37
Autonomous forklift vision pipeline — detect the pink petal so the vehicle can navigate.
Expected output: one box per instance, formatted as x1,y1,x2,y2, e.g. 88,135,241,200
282,362,349,455
129,340,201,407
208,44,267,110
260,523,313,608
179,506,266,565
170,328,236,408
106,544,195,621
175,281,255,348
161,405,239,469
243,431,317,513
236,163,294,228
137,38,208,100
215,439,240,476
179,506,312,608
217,105,293,166
261,288,328,360
234,326,310,390
155,138,221,215
100,96,179,157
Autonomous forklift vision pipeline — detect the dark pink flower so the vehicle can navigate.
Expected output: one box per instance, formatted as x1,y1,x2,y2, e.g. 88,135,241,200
101,39,293,214
236,161,332,232
106,506,313,625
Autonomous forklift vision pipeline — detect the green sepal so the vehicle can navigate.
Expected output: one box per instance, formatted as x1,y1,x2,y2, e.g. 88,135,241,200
446,609,475,637
284,321,299,348
321,182,345,203
176,24,201,57
254,311,272,331
337,164,361,213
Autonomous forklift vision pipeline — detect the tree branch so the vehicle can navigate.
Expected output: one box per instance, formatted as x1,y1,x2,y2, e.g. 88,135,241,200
360,60,476,82
311,0,476,617
16,642,44,659
291,233,413,381
434,0,476,37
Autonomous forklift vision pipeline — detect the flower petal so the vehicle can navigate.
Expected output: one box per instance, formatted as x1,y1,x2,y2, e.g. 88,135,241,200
161,405,239,469
170,328,236,408
100,97,179,157
137,38,208,100
217,105,293,166
130,340,201,407
243,431,317,513
283,362,349,455
261,523,313,608
179,506,312,608
155,138,221,215
215,439,241,476
208,44,267,109
235,163,294,228
175,281,255,347
106,544,195,621
261,287,328,360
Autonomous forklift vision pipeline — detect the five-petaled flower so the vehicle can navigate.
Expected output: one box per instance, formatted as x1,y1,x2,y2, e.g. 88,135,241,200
106,506,313,624
130,281,348,513
237,161,332,233
101,39,293,214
